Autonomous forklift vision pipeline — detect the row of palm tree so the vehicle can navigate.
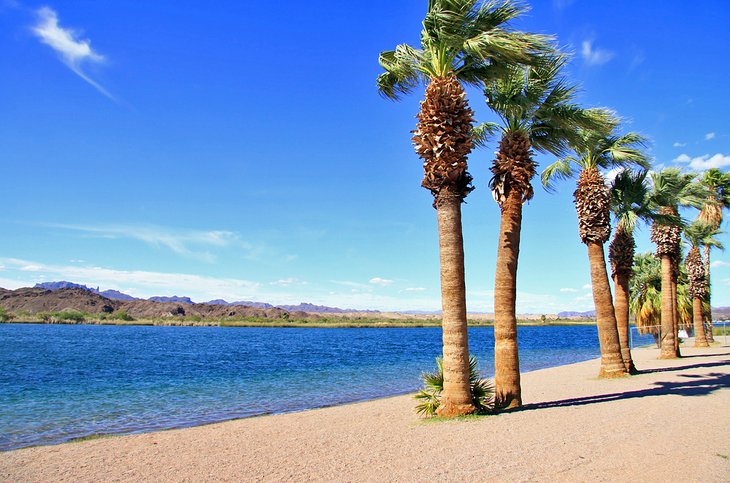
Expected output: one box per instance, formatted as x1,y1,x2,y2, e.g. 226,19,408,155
377,0,728,416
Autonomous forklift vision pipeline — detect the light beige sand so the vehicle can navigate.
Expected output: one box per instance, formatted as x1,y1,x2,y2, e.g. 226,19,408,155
2,342,729,482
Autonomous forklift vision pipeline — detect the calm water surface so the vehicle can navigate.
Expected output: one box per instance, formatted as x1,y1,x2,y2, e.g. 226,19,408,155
0,324,655,451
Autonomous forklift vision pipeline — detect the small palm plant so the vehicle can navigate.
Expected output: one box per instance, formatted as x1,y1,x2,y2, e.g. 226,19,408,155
415,356,494,417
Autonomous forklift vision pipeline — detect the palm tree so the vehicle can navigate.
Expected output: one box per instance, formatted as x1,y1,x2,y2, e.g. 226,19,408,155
542,120,649,377
630,252,663,346
648,168,704,358
684,220,724,347
608,169,655,373
478,55,604,408
697,168,730,341
377,0,549,417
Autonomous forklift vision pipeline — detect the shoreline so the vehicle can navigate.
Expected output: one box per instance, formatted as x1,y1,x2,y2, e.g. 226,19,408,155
1,318,597,328
2,341,728,481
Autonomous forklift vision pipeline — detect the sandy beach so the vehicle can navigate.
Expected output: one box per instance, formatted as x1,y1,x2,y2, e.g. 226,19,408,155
1,341,728,482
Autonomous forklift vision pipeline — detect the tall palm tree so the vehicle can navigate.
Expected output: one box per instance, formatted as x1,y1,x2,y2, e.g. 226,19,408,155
697,168,730,341
608,169,656,373
478,55,603,408
377,0,549,417
684,220,724,347
542,120,649,377
648,168,704,358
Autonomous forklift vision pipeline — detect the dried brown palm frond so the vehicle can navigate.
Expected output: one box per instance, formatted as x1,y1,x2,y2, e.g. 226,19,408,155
414,75,475,205
685,247,708,299
609,225,635,278
489,130,535,207
574,167,611,244
650,208,682,258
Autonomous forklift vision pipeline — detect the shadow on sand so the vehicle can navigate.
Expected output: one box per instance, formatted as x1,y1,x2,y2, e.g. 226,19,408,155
517,359,730,412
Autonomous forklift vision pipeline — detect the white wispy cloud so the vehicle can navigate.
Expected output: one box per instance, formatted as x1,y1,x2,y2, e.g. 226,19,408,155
46,223,254,262
31,7,115,100
269,278,305,287
705,132,716,141
369,277,394,287
711,260,730,268
582,283,592,290
581,40,614,66
560,288,578,293
404,287,426,292
672,153,730,171
0,257,261,302
673,142,686,148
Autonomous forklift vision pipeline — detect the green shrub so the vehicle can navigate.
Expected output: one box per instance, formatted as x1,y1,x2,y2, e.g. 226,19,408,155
111,310,134,321
415,355,494,417
56,310,86,322
0,307,14,322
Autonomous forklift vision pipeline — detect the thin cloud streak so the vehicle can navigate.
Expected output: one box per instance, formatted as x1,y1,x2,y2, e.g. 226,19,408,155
581,40,614,66
31,7,116,101
45,223,255,262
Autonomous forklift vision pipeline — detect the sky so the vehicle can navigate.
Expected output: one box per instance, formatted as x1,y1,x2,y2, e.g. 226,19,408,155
1,0,729,313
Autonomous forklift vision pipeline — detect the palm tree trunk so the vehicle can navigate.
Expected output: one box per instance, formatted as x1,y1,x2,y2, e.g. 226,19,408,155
493,190,522,409
672,277,681,357
704,245,715,342
693,297,709,347
586,242,627,377
659,255,678,358
434,194,475,417
613,272,637,373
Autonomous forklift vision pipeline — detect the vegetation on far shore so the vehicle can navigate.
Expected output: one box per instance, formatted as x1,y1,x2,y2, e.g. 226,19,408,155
0,307,598,328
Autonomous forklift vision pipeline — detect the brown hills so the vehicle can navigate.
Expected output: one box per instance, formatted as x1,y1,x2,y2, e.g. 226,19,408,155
0,287,309,320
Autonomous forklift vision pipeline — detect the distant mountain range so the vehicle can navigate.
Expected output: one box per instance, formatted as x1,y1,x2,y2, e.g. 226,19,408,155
32,281,377,314
557,310,597,317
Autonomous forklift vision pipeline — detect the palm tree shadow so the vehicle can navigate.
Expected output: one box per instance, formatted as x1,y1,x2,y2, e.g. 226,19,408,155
638,359,730,374
518,370,730,412
674,352,730,359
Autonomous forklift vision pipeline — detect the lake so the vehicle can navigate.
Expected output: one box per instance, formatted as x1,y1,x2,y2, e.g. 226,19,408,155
0,323,655,451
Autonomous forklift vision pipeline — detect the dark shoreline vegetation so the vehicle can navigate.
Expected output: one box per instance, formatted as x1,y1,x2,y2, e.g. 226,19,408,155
0,312,595,328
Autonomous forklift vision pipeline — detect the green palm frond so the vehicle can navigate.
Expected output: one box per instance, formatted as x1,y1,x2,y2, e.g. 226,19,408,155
684,220,725,251
414,355,494,417
540,157,574,191
472,121,501,148
378,0,553,99
648,168,704,213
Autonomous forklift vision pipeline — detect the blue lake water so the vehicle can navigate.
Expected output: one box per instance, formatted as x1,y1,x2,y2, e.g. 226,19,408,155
0,324,656,451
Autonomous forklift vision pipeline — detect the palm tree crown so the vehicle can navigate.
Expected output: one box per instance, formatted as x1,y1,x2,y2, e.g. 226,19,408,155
542,119,650,244
377,0,551,100
648,168,705,258
480,55,605,205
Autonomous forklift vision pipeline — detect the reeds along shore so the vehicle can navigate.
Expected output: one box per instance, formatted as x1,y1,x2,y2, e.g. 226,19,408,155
1,341,727,481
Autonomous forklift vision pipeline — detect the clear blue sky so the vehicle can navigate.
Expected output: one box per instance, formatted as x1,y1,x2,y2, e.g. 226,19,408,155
2,0,729,312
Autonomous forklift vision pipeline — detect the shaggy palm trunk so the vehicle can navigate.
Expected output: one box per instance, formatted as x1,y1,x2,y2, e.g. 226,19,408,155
613,272,636,373
588,242,627,377
435,194,476,416
575,168,626,377
490,130,534,409
693,297,709,347
493,189,523,409
659,255,678,358
609,227,636,373
672,275,680,355
414,75,476,417
704,245,714,342
687,246,709,348
651,210,682,359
